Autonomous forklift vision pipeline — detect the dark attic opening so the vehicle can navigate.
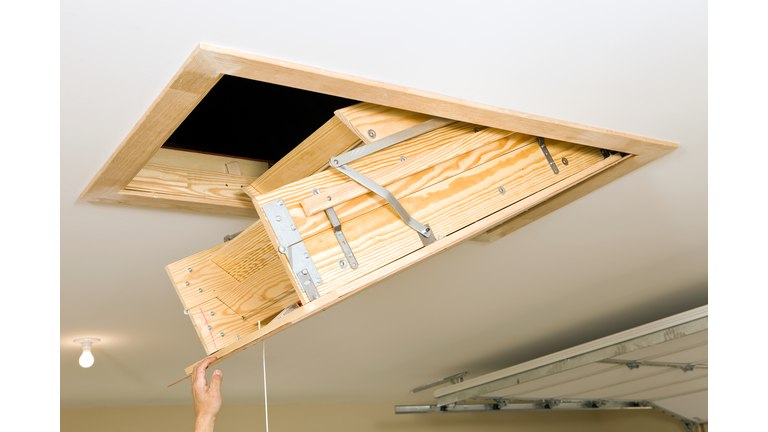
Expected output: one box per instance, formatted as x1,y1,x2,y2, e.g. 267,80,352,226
163,74,361,163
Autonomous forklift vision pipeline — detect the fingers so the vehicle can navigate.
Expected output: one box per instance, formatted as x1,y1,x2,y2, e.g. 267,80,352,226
192,357,217,389
209,369,223,393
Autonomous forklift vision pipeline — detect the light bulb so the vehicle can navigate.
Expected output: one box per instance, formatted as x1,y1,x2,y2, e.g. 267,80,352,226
79,348,94,368
74,338,100,368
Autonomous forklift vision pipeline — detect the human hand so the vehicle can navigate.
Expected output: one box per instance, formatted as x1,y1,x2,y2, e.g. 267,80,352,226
192,357,223,432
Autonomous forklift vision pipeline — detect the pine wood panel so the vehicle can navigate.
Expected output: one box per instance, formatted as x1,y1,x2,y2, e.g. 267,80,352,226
270,133,536,246
175,155,626,383
209,222,273,281
335,102,435,144
165,243,240,310
189,297,261,355
126,163,257,203
149,148,269,178
301,126,515,216
116,189,258,218
247,116,361,195
260,141,606,303
217,257,298,320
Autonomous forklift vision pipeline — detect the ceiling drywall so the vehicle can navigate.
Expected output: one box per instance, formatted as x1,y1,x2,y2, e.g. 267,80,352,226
61,0,707,407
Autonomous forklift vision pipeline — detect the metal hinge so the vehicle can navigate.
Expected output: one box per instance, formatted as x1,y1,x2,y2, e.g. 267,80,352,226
537,137,559,175
262,198,322,301
312,188,359,270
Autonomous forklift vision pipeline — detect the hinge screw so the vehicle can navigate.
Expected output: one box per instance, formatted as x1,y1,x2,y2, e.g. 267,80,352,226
326,196,332,201
183,309,189,315
275,215,282,222
312,188,320,195
278,246,286,253
315,278,322,284
290,224,297,230
339,259,347,269
368,129,376,139
302,269,308,275
304,252,310,259
278,200,284,206
562,157,568,165
498,186,506,195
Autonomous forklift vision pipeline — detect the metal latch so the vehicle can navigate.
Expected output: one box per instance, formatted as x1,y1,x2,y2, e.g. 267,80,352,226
262,199,322,301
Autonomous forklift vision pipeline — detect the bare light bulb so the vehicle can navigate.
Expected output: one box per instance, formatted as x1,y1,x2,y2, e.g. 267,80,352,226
74,338,100,368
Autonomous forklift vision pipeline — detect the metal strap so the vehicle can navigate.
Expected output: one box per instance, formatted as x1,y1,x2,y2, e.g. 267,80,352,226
330,117,453,167
313,188,359,269
334,163,436,245
537,137,559,175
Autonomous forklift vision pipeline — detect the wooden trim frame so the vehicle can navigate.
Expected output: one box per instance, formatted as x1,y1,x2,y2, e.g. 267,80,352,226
81,43,677,221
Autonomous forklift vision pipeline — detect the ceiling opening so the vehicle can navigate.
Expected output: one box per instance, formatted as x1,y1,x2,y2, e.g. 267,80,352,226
162,75,361,163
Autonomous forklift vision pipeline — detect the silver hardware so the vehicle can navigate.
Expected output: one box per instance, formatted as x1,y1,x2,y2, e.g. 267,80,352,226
498,186,506,195
187,268,193,273
207,325,212,330
326,196,332,201
333,163,436,245
561,157,568,166
183,309,189,315
198,288,203,293
263,199,323,301
474,127,480,133
400,155,407,162
339,259,347,269
209,311,215,316
219,332,225,337
275,215,282,222
184,281,190,286
537,137,559,175
237,335,241,340
313,187,359,269
330,118,453,167
368,129,376,139
290,224,296,231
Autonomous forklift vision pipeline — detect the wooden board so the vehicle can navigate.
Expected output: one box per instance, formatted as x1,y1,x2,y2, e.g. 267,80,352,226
126,163,257,203
335,103,435,144
172,154,628,383
82,44,677,219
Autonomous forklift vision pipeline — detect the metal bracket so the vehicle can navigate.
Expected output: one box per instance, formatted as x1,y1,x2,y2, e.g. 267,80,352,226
262,199,323,301
410,372,468,394
313,188,358,269
328,119,448,246
537,137,559,175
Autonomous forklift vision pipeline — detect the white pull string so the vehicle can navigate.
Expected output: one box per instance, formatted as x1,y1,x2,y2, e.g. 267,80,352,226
260,321,269,432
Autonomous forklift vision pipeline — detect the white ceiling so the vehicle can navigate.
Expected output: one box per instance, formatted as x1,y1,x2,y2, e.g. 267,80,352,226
60,1,707,407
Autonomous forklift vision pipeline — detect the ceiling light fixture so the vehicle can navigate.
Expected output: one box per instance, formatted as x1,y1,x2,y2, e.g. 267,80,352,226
73,338,101,368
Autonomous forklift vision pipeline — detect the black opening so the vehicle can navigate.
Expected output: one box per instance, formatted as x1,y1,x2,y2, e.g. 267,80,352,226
163,75,360,162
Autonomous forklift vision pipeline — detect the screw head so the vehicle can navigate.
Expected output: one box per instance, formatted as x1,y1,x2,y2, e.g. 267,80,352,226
219,332,225,337
561,157,569,165
339,259,347,269
275,215,282,222
474,127,480,133
210,311,215,316
198,288,203,293
399,155,407,162
290,224,296,231
207,325,212,330
312,188,320,195
187,268,193,273
326,196,332,201
185,281,190,286
498,186,506,195
278,200,284,206
302,269,308,275
304,252,310,259
183,309,189,315
368,129,376,138
315,278,322,284
278,246,286,253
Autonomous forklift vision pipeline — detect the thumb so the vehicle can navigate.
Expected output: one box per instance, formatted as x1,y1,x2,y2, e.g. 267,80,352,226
210,369,223,391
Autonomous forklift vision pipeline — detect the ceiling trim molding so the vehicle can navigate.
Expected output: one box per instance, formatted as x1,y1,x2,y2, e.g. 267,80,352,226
80,43,678,218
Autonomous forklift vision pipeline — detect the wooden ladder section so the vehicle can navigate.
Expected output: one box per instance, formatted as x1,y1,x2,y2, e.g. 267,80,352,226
167,103,630,385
